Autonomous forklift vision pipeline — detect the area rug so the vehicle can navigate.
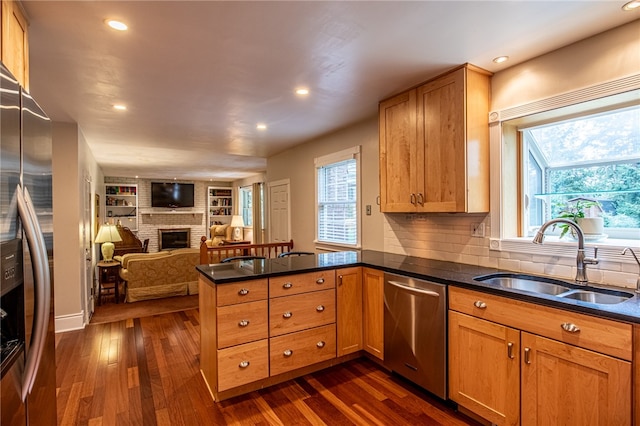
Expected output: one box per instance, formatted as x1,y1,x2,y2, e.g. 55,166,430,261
90,294,199,324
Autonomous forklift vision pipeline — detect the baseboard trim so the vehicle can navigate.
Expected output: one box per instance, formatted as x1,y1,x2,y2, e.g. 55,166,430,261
55,311,86,333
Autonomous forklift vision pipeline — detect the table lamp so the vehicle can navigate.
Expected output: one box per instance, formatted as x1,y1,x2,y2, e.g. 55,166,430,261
230,215,245,241
95,223,123,262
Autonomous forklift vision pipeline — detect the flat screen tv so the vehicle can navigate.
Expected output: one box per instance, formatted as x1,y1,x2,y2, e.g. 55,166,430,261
151,182,195,208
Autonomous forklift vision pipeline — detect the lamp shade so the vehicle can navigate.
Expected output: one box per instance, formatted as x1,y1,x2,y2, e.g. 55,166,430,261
95,224,122,262
230,215,245,241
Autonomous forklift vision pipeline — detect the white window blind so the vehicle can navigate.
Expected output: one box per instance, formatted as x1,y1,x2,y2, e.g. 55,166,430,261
315,146,360,247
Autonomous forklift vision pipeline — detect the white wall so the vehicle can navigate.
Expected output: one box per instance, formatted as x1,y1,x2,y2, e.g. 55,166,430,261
267,117,384,252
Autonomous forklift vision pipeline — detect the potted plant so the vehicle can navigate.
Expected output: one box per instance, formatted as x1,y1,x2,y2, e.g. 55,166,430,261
554,198,604,238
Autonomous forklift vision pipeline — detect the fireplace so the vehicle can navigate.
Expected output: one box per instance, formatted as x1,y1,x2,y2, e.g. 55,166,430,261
158,228,191,250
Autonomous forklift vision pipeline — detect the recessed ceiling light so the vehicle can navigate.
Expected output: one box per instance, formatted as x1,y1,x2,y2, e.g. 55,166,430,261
622,0,640,10
295,88,310,96
113,104,127,111
106,19,128,31
493,56,509,64
256,123,267,130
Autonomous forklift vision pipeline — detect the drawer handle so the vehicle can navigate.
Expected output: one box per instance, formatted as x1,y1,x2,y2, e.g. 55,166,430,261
316,341,325,348
316,305,325,312
524,347,531,364
238,320,250,327
507,342,514,359
316,278,325,284
238,288,249,296
474,300,487,309
283,311,293,319
561,322,580,333
283,349,293,357
239,360,250,368
282,282,293,289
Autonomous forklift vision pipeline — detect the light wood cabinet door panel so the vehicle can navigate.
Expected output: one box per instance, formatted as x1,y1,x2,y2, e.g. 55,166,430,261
363,267,384,360
269,289,335,337
269,270,335,298
1,0,29,90
521,332,631,426
217,340,269,392
449,311,520,426
336,267,363,356
216,300,268,349
269,324,336,376
216,279,268,306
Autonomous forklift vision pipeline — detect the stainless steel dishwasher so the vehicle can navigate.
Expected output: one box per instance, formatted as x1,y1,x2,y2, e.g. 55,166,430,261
384,273,447,399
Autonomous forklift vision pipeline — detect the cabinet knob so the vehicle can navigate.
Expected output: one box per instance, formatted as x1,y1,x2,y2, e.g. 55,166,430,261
238,320,250,327
410,193,417,205
316,278,325,284
524,347,532,364
282,282,293,289
283,311,293,319
507,342,515,359
316,305,325,312
238,288,249,296
316,341,325,348
561,322,580,333
239,360,250,368
473,300,487,309
283,349,293,357
417,193,424,206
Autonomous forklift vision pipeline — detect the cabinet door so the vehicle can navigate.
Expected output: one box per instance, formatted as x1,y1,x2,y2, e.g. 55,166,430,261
521,332,631,426
336,267,363,356
362,267,384,360
449,311,520,426
416,68,466,212
379,90,417,212
1,0,29,90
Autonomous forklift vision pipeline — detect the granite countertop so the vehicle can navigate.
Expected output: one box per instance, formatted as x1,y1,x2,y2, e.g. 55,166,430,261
196,249,640,324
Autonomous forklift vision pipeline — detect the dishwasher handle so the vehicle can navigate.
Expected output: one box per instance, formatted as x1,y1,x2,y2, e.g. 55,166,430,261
387,280,441,297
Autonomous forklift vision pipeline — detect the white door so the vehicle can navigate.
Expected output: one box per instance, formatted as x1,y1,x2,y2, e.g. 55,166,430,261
268,180,290,242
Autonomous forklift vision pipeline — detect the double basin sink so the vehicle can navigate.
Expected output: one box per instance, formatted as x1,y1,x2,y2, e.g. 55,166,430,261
474,273,634,305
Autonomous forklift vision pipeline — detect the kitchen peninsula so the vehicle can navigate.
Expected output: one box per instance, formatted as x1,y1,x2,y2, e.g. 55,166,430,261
196,251,640,424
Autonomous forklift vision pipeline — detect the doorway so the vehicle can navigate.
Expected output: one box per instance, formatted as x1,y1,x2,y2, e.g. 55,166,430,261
268,179,290,242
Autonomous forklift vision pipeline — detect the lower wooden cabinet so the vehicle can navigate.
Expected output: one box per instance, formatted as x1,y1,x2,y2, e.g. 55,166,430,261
217,340,269,391
270,324,336,376
336,267,363,356
362,267,384,360
449,287,632,425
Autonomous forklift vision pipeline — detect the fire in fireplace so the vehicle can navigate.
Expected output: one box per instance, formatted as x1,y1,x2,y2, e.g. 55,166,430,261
158,228,191,250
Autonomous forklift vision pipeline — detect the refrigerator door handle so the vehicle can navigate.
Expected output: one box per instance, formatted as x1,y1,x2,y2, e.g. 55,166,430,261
16,185,51,401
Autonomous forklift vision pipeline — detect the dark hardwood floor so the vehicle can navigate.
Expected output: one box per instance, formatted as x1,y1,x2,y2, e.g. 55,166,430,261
55,309,479,425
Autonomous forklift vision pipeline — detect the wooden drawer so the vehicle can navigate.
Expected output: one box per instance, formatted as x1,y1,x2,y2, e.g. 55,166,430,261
269,289,335,337
217,300,268,349
216,279,268,306
449,287,632,360
269,271,336,298
217,339,269,391
270,324,336,376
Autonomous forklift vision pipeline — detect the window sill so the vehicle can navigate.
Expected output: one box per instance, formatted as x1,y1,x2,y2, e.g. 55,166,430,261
493,236,639,263
314,241,361,252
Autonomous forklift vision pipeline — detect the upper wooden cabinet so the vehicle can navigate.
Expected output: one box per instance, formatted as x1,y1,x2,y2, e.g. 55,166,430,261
379,64,491,213
1,0,29,90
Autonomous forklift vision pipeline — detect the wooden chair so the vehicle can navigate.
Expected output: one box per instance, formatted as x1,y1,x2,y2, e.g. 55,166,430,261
221,255,266,263
278,251,315,257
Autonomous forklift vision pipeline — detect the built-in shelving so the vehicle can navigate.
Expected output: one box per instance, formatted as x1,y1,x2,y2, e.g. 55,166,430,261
105,184,138,231
208,186,233,229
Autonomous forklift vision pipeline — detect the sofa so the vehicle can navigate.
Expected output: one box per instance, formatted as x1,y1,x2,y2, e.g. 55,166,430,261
204,224,233,247
118,248,201,302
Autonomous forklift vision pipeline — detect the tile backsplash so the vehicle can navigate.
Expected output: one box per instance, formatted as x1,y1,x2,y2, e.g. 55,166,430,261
383,213,638,290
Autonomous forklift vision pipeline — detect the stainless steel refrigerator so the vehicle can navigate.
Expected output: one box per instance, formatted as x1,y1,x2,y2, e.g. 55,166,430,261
1,62,57,424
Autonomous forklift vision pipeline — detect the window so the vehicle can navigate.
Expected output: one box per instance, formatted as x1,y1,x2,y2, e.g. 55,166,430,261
239,185,252,227
521,105,639,240
315,146,360,247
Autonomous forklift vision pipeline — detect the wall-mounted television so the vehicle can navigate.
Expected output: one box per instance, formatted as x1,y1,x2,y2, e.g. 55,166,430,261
151,182,195,208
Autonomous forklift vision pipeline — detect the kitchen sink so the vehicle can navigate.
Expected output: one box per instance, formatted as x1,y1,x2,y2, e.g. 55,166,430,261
473,273,633,305
558,290,633,305
474,273,572,295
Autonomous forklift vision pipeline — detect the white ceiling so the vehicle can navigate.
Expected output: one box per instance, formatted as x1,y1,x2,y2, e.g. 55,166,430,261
23,1,639,181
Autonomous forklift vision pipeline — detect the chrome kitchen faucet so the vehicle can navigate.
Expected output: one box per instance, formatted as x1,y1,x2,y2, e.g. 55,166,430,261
621,247,640,294
532,218,598,284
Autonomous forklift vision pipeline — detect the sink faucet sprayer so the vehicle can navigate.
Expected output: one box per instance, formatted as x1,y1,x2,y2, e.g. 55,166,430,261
621,247,640,294
532,218,598,284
